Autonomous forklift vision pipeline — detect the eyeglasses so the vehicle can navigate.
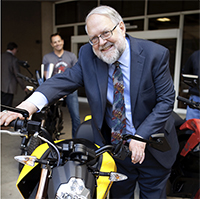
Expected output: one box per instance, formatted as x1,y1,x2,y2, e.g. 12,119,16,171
89,23,119,46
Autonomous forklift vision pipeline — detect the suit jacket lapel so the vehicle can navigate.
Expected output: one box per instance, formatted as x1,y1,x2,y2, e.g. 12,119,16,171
94,57,108,122
129,36,145,121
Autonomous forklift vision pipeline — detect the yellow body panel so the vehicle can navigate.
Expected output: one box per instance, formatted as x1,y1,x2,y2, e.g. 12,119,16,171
84,115,92,121
96,149,117,199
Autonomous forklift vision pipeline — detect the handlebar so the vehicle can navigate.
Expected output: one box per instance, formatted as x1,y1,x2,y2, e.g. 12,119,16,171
0,103,171,165
18,60,34,77
18,60,30,68
177,96,200,110
1,117,41,133
17,72,39,87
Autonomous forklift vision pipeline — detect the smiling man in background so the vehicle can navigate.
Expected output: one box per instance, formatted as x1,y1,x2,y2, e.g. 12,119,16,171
42,33,80,138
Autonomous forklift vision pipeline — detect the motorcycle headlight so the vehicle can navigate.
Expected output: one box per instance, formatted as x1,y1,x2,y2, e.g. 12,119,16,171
56,177,90,199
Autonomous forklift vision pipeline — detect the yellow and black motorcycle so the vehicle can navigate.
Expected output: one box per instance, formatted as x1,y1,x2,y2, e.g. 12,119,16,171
1,106,170,199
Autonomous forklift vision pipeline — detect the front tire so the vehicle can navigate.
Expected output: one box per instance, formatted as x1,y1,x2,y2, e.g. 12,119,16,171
19,136,42,172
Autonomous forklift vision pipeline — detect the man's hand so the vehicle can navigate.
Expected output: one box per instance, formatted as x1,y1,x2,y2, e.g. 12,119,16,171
0,110,23,126
0,101,38,126
129,136,146,164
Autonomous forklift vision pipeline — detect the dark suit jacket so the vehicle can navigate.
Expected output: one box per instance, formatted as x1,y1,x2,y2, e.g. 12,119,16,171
1,51,25,94
36,34,179,169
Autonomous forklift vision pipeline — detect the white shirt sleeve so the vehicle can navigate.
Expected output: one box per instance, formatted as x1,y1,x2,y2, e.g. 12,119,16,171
25,91,48,111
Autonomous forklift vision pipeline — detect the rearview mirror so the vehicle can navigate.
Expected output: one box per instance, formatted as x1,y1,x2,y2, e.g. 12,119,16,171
149,133,171,152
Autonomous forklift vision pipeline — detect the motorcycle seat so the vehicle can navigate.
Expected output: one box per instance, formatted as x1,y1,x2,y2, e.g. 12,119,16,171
75,119,94,143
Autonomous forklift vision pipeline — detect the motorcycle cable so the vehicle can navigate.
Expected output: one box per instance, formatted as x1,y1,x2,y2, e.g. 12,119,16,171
34,128,60,167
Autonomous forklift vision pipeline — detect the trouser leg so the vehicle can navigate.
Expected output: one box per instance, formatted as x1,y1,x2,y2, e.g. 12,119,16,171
65,90,80,138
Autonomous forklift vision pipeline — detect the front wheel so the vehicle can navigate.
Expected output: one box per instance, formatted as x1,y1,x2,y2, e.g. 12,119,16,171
27,136,42,155
19,136,42,172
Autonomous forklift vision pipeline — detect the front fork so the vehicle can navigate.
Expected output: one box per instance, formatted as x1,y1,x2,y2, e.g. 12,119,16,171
35,166,49,199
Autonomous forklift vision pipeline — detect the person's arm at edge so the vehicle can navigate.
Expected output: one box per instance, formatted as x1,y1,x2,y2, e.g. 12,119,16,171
0,92,48,126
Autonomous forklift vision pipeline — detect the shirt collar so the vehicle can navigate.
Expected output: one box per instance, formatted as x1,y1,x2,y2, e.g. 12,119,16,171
6,50,14,55
117,38,130,68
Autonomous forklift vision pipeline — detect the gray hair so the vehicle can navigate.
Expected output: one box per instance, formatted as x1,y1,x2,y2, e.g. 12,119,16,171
85,5,125,33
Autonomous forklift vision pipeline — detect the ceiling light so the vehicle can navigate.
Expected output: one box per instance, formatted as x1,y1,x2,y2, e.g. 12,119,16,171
157,17,171,22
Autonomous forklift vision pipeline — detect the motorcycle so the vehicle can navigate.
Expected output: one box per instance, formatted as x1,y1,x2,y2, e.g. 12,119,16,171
17,71,64,140
168,74,200,199
0,106,170,199
10,61,64,170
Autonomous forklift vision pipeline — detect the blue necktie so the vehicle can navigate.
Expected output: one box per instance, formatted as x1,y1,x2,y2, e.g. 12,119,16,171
111,62,126,144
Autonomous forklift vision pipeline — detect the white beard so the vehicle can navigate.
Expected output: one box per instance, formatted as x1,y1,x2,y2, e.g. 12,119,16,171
93,36,126,64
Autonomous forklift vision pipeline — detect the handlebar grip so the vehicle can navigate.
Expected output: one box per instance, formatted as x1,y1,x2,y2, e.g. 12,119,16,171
177,96,191,105
177,96,200,110
9,118,25,131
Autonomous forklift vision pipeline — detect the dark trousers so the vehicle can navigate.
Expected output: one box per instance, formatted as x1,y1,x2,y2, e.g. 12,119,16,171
1,91,14,110
110,149,171,199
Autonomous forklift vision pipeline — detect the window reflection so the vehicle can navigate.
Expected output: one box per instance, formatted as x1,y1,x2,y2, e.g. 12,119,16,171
179,14,200,109
100,0,145,17
57,27,74,51
78,25,86,35
150,39,176,79
149,16,179,30
148,0,199,15
125,19,144,32
55,1,97,25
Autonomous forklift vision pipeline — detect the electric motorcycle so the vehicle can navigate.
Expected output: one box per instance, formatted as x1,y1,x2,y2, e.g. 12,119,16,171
0,106,170,199
168,74,200,199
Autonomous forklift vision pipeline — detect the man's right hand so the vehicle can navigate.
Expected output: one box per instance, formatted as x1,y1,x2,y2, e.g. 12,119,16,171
0,101,38,126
